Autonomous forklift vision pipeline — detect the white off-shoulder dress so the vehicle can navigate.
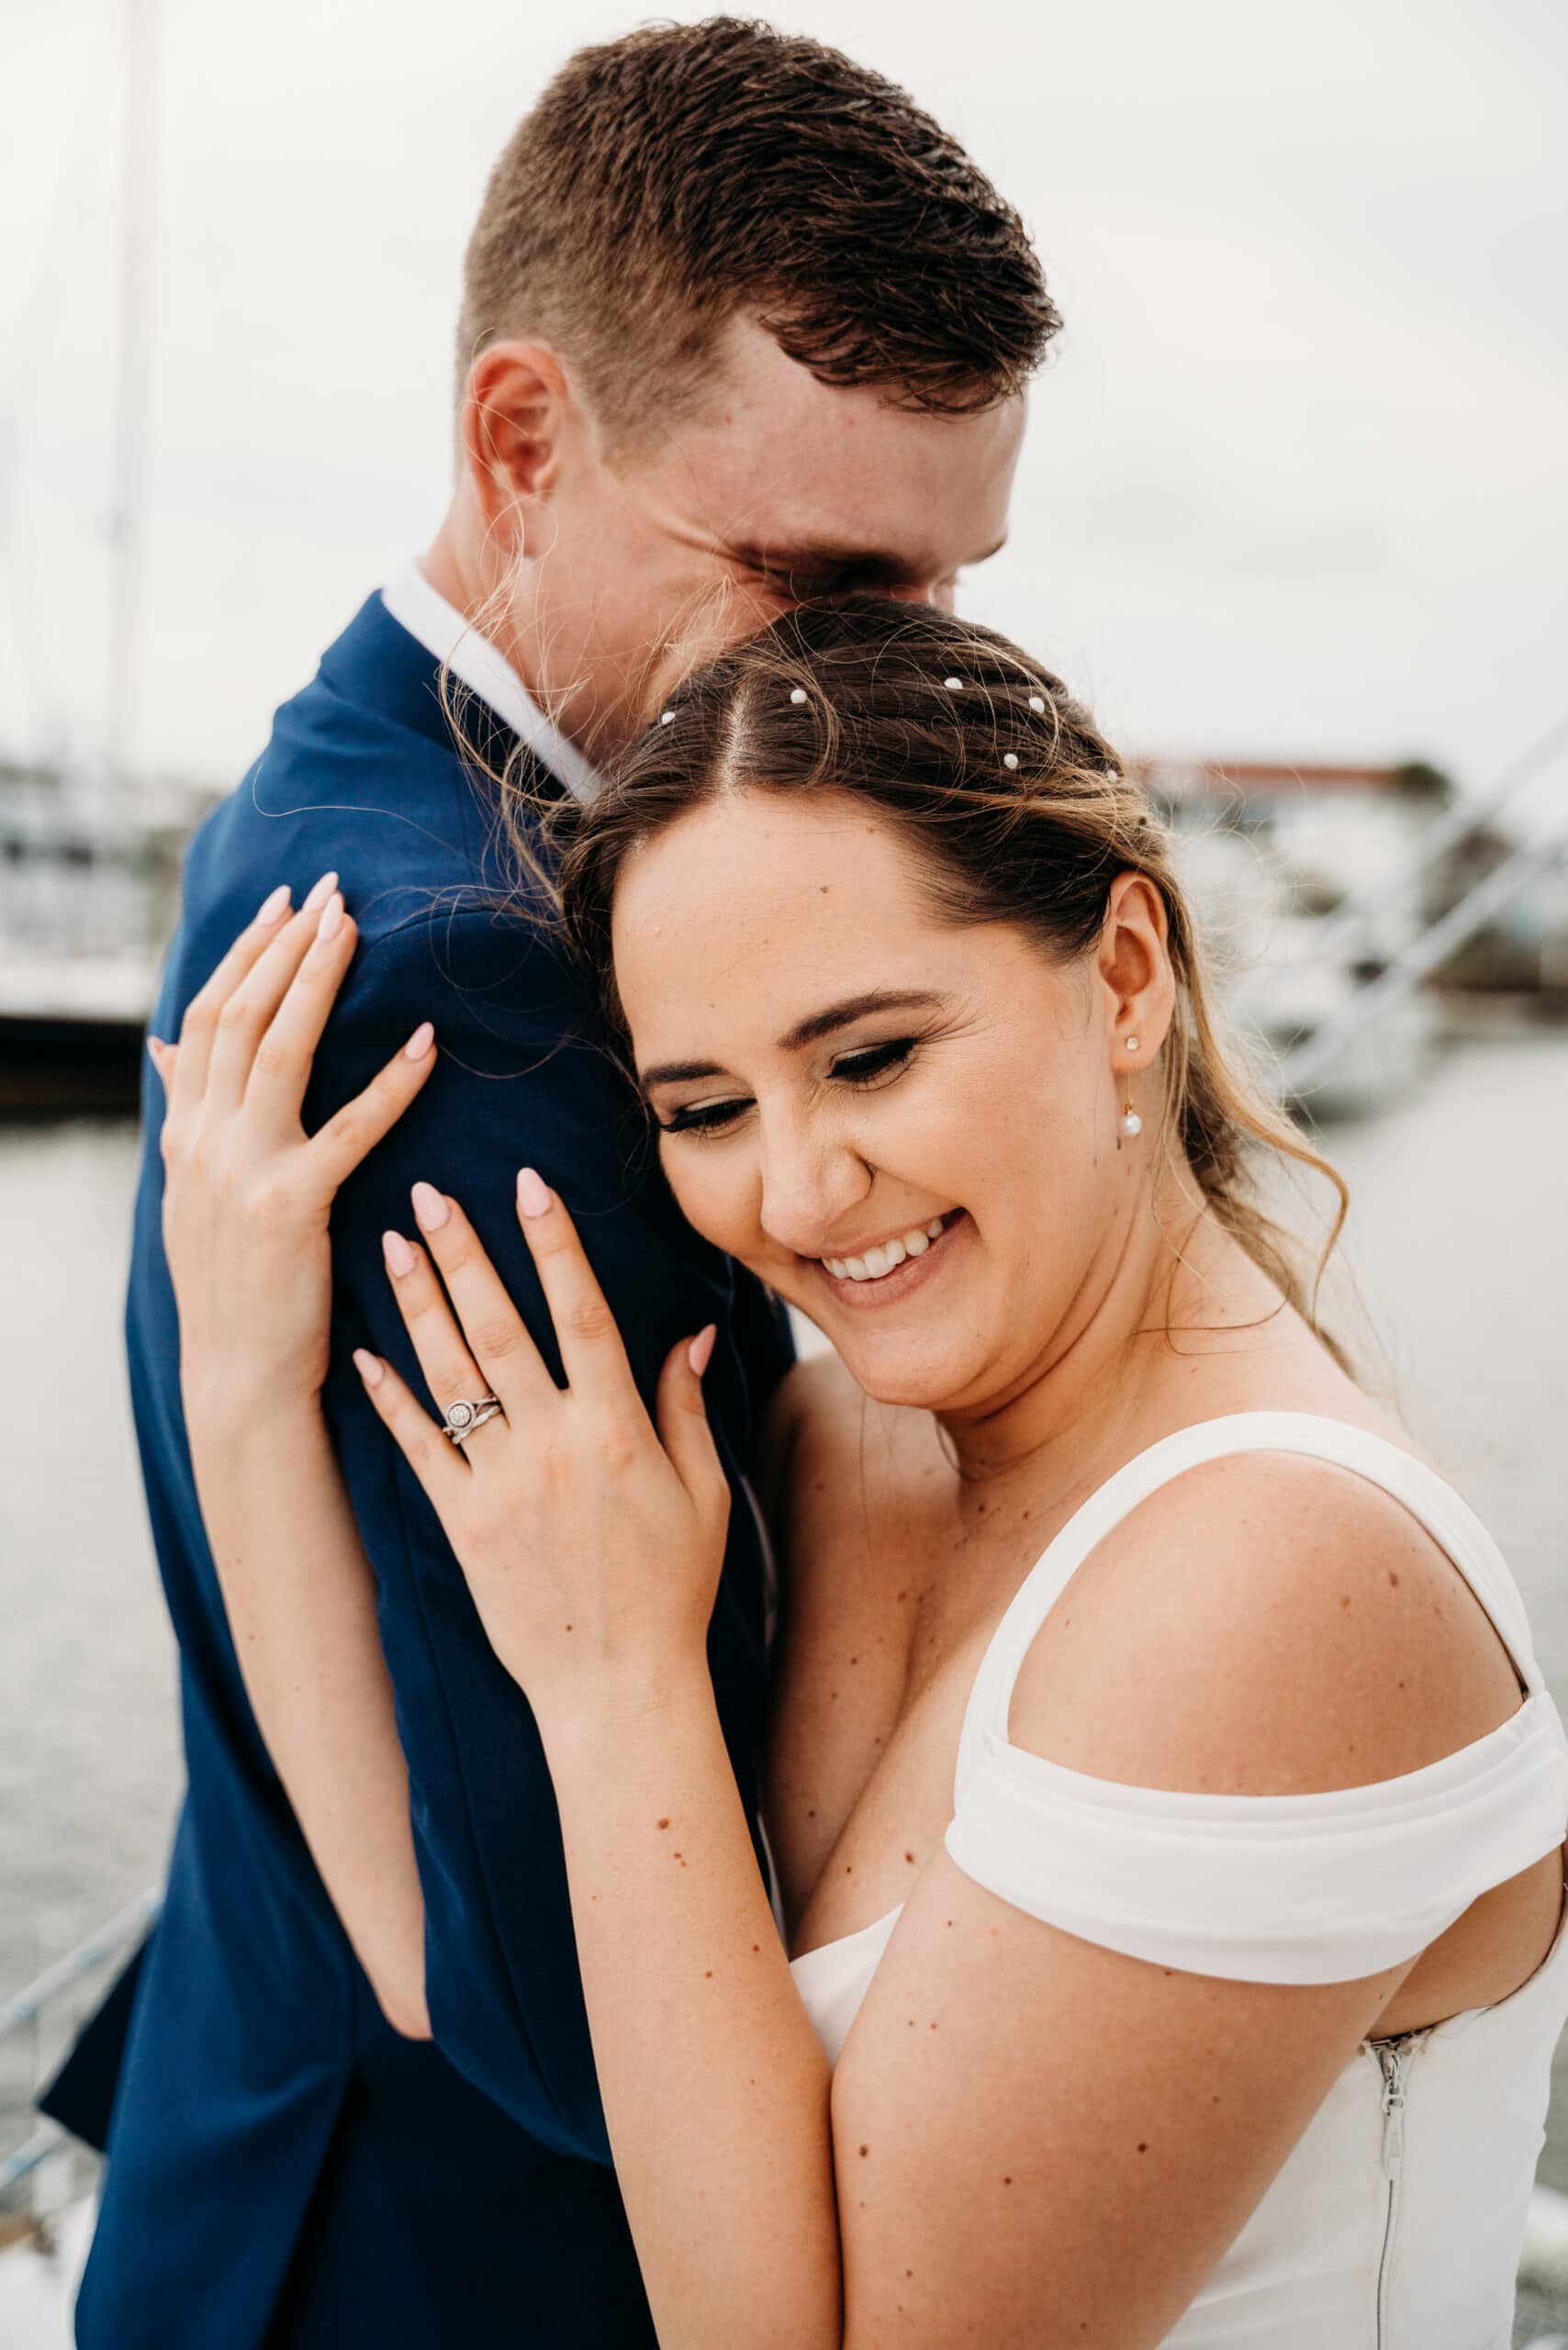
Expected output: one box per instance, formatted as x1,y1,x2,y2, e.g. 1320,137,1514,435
787,1413,1568,2347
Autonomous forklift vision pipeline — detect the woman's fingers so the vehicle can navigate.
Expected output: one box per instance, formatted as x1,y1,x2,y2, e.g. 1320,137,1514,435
512,1169,638,1404
236,890,358,1134
203,888,345,1117
407,1187,554,1413
167,878,302,1117
303,1024,440,1189
380,1227,511,1434
352,1347,467,1509
654,1326,729,1510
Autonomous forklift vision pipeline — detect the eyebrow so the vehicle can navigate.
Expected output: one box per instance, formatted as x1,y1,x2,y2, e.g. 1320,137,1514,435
729,531,1008,583
638,990,947,1093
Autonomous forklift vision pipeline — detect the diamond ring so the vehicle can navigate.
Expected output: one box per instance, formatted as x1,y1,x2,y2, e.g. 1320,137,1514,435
442,1393,504,1448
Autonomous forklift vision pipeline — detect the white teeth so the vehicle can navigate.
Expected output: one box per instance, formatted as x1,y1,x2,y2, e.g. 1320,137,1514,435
822,1214,954,1283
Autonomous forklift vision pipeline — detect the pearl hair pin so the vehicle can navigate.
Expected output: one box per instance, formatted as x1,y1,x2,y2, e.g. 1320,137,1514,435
1028,695,1046,714
659,710,676,725
943,677,963,690
1003,752,1019,771
790,687,808,705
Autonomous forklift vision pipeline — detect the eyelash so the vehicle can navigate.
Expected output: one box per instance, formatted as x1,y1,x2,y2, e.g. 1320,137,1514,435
657,1037,920,1138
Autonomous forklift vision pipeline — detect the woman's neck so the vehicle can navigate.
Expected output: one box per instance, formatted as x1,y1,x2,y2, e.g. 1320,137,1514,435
934,1164,1258,1491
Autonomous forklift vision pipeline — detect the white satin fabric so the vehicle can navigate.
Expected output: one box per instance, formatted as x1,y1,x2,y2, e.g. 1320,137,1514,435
788,1414,1568,2345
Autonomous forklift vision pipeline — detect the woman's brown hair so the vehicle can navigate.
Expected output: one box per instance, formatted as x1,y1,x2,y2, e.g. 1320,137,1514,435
545,595,1351,1366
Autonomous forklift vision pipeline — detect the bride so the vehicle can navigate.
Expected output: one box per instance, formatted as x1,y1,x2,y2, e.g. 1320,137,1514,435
147,597,1568,2346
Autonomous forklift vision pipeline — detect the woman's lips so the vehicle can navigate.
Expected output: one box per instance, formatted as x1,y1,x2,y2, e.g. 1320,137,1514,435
812,1209,967,1310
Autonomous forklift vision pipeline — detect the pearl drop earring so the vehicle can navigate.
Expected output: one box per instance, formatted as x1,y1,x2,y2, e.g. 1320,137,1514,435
1119,1098,1143,1141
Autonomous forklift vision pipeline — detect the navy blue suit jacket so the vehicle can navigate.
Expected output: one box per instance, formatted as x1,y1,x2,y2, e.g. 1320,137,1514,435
43,594,792,2348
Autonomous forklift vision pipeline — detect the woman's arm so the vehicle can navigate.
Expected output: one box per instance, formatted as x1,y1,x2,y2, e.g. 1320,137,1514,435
352,1181,846,2348
152,879,438,2033
184,1397,431,2037
358,1185,1520,2350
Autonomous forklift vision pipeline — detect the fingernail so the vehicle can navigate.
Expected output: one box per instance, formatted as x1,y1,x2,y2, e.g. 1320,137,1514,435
410,1181,449,1233
404,1021,435,1061
317,891,344,942
353,1348,384,1388
257,883,291,925
303,870,339,912
383,1229,416,1277
688,1325,717,1378
516,1167,551,1219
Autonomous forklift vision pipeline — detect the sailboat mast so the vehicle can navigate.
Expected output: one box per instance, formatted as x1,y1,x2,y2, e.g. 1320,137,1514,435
106,0,158,790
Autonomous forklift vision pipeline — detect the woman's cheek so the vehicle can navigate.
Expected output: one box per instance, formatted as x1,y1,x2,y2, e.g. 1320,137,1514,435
659,1142,751,1263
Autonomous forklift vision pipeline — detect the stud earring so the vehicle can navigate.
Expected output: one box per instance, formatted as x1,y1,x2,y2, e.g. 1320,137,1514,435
1126,1035,1140,1053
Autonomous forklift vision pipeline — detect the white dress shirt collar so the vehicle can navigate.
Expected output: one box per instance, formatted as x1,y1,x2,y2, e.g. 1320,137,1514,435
379,562,600,805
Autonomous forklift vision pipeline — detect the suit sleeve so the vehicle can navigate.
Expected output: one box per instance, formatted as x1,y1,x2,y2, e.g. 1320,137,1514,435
306,905,777,2159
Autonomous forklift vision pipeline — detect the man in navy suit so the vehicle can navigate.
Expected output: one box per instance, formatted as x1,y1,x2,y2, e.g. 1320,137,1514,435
44,19,1056,2344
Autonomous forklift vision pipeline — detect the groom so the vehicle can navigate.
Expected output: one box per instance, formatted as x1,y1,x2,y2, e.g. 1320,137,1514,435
46,20,1055,2346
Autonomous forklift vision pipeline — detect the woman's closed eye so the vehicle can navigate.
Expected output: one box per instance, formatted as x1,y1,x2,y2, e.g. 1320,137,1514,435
832,1035,919,1090
655,1036,920,1138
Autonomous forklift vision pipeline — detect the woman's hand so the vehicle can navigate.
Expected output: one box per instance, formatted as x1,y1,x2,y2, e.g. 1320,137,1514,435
352,1178,730,1732
151,876,438,1429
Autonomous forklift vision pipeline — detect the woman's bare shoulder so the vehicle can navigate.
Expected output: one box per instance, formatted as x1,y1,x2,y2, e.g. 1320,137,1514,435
1010,1444,1526,1800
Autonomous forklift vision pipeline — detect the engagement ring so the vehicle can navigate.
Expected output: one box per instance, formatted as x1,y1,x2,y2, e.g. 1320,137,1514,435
442,1394,504,1447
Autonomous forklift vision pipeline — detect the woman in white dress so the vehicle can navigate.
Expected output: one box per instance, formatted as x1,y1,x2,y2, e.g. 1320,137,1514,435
150,597,1568,2347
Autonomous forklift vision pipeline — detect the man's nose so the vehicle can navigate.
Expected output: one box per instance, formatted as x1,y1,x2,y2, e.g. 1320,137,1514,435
886,578,955,612
757,1125,872,1259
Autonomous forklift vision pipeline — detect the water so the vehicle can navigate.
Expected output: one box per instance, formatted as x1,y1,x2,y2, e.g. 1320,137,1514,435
3,1024,1567,2176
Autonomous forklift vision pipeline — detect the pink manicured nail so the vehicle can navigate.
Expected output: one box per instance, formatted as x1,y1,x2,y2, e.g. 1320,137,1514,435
303,870,339,912
516,1167,551,1219
257,883,291,925
383,1229,416,1277
688,1325,717,1378
410,1181,449,1233
404,1021,435,1061
317,891,344,942
353,1348,384,1388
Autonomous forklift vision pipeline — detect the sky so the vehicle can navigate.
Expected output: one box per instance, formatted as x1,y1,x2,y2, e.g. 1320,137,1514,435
2,0,1565,822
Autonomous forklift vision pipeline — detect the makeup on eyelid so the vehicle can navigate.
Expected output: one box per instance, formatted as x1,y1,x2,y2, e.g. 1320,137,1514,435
654,1031,927,1136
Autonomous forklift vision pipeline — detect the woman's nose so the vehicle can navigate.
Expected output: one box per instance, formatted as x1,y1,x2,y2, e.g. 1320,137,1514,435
757,1128,871,1259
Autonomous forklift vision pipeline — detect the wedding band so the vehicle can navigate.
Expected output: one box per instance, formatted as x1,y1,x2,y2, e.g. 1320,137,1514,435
442,1394,504,1447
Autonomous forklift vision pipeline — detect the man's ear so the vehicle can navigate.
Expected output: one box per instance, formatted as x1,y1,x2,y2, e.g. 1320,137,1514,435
460,341,572,546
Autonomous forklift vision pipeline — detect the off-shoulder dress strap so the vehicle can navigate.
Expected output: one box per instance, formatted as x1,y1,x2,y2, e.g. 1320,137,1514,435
942,1412,1568,1984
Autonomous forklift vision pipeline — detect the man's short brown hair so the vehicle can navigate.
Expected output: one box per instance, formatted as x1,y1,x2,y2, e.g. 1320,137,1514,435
458,17,1058,447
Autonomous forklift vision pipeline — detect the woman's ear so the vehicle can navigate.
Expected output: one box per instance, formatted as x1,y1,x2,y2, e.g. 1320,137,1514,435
1097,871,1174,1057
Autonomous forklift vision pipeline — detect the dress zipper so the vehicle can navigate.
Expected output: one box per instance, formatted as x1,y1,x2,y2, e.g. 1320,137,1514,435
1373,2032,1428,2348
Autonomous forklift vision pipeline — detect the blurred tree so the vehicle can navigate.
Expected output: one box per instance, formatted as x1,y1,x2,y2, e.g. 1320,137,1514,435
1391,758,1455,806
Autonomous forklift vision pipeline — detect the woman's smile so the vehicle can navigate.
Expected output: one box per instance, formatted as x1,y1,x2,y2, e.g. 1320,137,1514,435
810,1206,968,1311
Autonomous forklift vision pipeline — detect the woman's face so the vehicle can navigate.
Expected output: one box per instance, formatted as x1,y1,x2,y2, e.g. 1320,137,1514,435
611,789,1155,1414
